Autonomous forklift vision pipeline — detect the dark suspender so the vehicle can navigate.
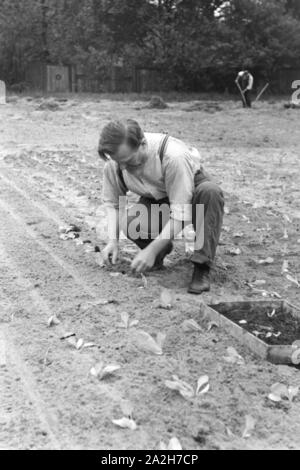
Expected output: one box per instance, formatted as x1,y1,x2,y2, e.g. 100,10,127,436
117,165,127,191
117,134,169,191
158,134,169,164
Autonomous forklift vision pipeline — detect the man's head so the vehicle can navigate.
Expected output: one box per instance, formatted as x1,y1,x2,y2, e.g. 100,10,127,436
98,119,147,170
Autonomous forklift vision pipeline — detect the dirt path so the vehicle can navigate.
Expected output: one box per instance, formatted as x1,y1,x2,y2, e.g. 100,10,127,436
0,95,300,449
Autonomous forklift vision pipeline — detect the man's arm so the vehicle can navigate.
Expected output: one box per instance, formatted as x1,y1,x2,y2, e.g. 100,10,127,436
131,218,184,273
235,71,242,84
151,218,183,253
100,161,127,264
100,207,120,265
106,206,120,241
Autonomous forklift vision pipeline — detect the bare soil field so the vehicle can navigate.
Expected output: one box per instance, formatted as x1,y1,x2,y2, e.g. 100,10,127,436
0,94,300,450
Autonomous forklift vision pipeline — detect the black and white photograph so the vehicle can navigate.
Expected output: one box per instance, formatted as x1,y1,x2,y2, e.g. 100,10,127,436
0,0,300,453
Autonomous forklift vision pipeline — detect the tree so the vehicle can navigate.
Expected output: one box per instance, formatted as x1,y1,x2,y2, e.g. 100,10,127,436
0,0,300,90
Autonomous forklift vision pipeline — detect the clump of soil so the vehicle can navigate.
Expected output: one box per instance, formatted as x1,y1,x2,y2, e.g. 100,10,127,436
211,301,300,346
148,95,168,109
37,100,61,111
185,101,223,113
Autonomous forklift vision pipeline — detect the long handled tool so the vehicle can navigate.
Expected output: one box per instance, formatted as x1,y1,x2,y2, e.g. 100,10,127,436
255,82,269,102
235,81,247,107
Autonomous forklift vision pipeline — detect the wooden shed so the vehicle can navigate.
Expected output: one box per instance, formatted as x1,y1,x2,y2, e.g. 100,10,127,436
26,62,75,93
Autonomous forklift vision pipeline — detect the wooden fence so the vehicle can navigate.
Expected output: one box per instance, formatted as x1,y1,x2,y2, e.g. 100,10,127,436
24,62,300,95
25,62,164,94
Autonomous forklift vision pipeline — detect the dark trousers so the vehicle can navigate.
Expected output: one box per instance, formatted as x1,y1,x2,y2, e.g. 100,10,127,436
123,169,225,267
244,90,252,108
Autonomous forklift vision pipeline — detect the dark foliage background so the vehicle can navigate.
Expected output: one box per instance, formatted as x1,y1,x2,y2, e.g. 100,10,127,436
0,0,300,90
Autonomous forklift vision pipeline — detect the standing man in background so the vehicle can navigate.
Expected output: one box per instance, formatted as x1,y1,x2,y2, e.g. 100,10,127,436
235,70,254,108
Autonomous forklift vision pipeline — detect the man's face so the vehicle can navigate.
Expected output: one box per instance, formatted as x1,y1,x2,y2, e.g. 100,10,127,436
110,141,147,171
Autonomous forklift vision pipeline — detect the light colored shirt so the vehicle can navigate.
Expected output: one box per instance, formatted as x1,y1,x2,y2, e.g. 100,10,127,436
102,133,200,222
238,71,254,90
247,74,254,90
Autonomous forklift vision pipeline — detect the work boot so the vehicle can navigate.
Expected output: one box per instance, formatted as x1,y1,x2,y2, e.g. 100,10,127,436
188,264,211,294
154,242,173,269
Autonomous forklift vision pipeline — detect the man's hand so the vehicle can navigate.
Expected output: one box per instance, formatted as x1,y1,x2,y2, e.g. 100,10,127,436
102,240,119,265
131,247,156,273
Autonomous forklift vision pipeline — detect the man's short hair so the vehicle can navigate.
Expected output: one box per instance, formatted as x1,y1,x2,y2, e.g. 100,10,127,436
98,119,144,161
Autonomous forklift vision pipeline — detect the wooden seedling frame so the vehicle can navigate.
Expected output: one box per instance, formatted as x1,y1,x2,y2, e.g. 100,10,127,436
198,300,300,365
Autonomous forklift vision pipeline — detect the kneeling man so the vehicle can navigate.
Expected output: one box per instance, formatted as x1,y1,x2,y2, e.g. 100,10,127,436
98,120,224,295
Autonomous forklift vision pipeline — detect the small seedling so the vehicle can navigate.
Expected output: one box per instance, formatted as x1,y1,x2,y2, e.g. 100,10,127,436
224,347,245,365
133,330,166,356
159,437,182,450
268,383,299,403
165,375,210,400
265,331,281,339
282,260,289,274
119,312,139,330
286,274,300,288
253,331,263,337
141,274,148,289
43,348,52,368
66,337,85,350
242,415,256,439
131,330,166,356
182,319,203,333
76,338,84,350
267,309,276,318
207,321,218,332
82,342,97,350
90,363,121,380
112,417,137,431
228,247,241,256
154,289,173,310
252,280,266,286
258,257,274,265
47,315,60,327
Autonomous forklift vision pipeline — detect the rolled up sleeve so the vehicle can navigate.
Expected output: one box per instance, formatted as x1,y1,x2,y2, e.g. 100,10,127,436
163,150,195,222
102,160,127,210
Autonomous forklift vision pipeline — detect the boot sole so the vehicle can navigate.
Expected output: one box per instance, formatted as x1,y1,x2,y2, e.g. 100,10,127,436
188,285,211,295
